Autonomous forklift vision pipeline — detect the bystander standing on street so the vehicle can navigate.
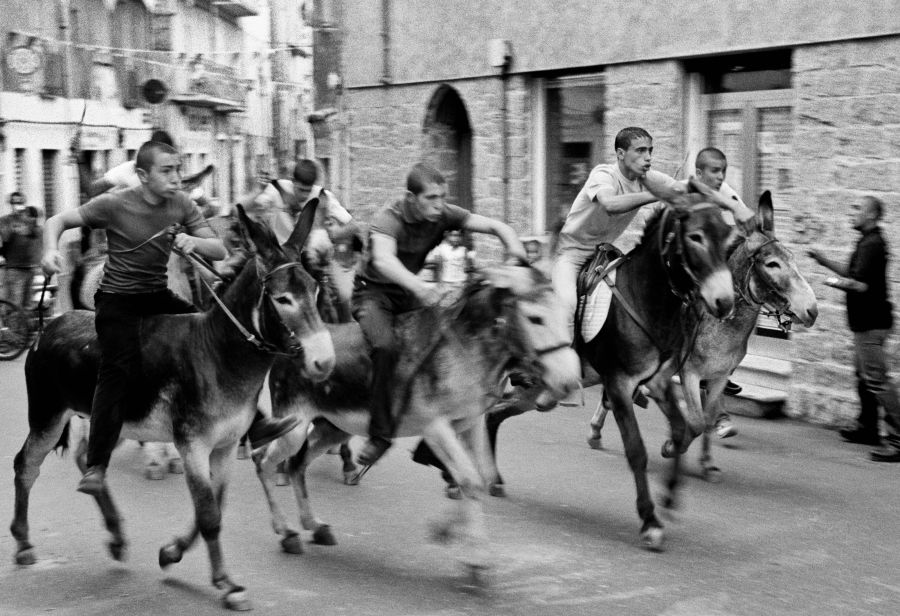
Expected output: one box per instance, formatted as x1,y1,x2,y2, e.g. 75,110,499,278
809,195,900,462
0,193,43,308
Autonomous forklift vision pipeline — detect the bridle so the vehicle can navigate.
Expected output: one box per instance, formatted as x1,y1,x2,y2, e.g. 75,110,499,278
178,248,309,356
489,282,572,374
735,235,794,332
657,204,720,304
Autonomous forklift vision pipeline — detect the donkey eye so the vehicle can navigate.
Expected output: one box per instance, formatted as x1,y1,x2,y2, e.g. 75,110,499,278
765,261,782,270
274,296,292,306
527,315,544,325
688,233,704,244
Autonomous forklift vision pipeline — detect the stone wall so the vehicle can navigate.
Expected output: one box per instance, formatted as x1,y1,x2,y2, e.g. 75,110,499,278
788,36,900,425
344,76,533,261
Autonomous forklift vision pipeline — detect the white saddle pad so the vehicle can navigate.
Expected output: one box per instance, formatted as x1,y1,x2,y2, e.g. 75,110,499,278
580,269,614,343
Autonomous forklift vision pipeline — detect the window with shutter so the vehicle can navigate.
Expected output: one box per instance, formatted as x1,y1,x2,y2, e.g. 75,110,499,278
41,150,58,218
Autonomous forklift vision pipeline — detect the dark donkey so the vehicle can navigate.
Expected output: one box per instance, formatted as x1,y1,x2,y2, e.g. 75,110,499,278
10,204,335,611
450,177,740,549
582,177,736,550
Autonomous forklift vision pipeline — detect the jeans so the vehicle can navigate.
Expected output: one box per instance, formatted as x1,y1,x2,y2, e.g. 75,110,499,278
351,280,420,442
551,248,594,340
854,329,900,447
2,266,35,308
87,289,196,468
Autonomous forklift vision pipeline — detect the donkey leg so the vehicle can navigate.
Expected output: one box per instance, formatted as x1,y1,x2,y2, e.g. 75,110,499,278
71,436,128,561
253,418,310,553
11,416,73,565
607,382,665,551
700,382,727,482
338,442,359,485
179,444,249,611
290,421,349,546
423,417,493,582
587,392,610,449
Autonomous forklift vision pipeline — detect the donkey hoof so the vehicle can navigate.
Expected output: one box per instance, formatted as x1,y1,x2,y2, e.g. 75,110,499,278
587,435,603,450
15,548,37,566
145,463,165,480
275,473,289,487
223,586,252,611
108,540,128,562
312,525,336,546
343,471,360,486
158,543,183,569
488,482,506,498
445,484,462,500
640,527,665,552
280,533,304,555
168,458,184,475
660,440,677,459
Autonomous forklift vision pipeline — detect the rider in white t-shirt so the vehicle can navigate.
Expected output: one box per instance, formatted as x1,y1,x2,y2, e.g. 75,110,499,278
552,127,754,343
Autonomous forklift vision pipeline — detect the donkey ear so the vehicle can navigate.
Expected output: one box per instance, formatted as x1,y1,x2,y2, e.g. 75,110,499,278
758,190,775,234
236,203,279,260
284,197,319,252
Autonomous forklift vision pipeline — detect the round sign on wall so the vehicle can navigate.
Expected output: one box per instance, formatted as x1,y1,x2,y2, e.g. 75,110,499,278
7,46,40,75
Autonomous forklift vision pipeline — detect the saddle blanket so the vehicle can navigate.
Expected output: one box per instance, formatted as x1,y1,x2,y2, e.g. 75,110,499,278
576,244,624,344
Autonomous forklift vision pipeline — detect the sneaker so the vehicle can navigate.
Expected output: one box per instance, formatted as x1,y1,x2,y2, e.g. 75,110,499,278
869,445,900,462
724,380,743,396
77,466,107,496
839,427,881,446
357,438,391,466
248,415,302,450
715,419,737,439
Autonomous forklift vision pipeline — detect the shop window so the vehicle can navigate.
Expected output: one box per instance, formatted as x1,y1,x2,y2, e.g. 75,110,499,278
544,73,605,231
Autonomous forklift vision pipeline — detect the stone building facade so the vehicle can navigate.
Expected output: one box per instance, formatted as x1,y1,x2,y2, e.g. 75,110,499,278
323,0,900,425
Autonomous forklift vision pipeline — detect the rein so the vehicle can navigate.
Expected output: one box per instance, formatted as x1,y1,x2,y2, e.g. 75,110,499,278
604,206,713,374
175,248,304,356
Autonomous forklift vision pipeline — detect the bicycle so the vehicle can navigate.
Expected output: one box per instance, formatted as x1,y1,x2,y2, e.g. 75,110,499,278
0,274,58,360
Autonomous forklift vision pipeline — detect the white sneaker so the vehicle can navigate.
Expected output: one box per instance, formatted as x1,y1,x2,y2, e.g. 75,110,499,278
715,419,737,439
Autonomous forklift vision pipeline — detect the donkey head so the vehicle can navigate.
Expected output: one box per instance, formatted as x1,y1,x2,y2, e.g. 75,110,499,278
234,202,335,381
478,264,581,399
643,175,736,319
742,191,818,327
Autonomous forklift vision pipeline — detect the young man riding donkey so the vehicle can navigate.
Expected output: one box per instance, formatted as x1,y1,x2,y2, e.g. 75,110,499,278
41,139,303,495
251,163,580,577
15,138,335,610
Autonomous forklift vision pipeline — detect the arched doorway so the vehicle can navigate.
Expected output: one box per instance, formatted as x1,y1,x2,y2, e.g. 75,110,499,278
423,85,473,210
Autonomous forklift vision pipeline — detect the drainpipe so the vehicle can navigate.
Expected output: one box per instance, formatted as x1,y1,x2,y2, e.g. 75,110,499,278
489,39,512,223
380,0,391,84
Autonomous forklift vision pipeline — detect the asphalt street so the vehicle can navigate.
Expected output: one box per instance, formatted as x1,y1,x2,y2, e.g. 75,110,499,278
0,355,898,616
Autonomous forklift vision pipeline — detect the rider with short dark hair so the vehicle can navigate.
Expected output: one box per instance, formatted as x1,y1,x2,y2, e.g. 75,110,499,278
353,162,528,465
42,139,298,496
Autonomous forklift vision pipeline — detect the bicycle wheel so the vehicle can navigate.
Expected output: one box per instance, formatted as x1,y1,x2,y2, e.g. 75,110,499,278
0,299,30,360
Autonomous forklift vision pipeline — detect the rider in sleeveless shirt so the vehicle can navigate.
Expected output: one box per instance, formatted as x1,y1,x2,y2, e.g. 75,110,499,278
353,162,528,466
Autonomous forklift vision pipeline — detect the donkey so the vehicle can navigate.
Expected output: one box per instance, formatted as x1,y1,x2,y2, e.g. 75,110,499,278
253,264,581,579
10,203,335,611
641,191,817,502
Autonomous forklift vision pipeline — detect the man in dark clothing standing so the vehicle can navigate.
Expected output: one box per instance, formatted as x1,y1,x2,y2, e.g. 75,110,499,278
353,162,528,466
810,195,900,462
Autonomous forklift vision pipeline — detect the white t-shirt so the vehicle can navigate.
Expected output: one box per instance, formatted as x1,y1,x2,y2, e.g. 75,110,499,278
254,181,352,245
557,164,678,254
103,160,141,189
434,242,472,285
